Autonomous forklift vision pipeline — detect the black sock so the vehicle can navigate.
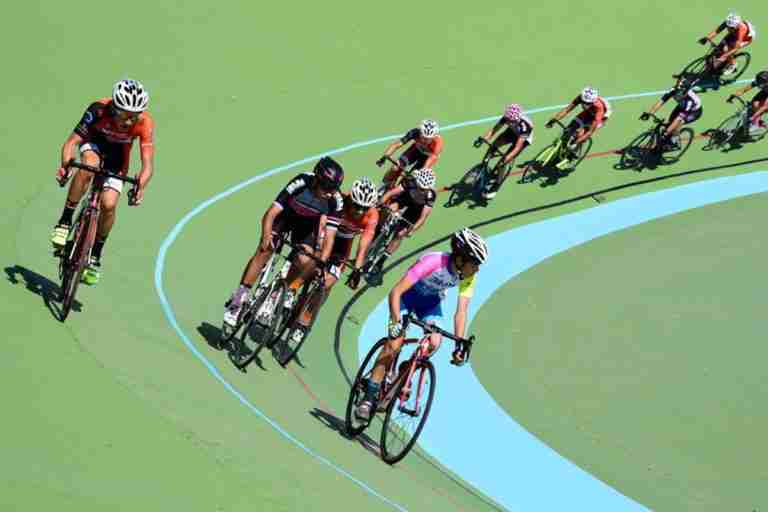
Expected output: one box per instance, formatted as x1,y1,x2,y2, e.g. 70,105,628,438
92,238,107,261
58,206,75,226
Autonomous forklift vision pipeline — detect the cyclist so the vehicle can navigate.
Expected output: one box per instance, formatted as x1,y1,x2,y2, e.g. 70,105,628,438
376,119,443,191
727,70,768,133
370,168,437,276
51,79,154,285
473,103,534,199
354,228,489,421
287,177,379,346
698,12,756,76
640,80,703,151
546,87,611,165
222,157,344,335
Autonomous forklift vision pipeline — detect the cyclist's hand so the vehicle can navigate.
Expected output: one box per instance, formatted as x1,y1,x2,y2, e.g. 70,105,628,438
640,112,650,121
346,268,362,290
388,319,403,339
698,37,709,45
451,345,466,365
545,119,555,129
376,156,386,167
473,137,484,148
56,166,71,187
128,186,144,206
727,95,736,103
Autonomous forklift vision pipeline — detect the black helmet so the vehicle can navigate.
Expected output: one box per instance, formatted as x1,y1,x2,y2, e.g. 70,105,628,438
757,71,768,87
314,156,344,190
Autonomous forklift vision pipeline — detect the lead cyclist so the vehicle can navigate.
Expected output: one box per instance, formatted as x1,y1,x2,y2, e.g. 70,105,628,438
354,228,489,421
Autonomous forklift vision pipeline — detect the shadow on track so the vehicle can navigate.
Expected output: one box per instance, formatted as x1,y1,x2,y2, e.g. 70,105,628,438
4,264,76,320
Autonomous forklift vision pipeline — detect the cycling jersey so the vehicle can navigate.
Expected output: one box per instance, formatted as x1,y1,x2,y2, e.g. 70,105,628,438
389,178,436,225
719,20,756,46
73,98,155,173
661,89,702,113
498,114,535,144
751,77,768,93
400,128,445,158
273,173,343,244
572,96,612,121
405,252,476,300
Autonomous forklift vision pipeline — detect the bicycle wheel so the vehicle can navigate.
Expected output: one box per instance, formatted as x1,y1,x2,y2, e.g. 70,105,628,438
705,113,743,151
520,144,555,183
379,359,436,465
677,56,708,84
232,280,287,368
719,52,750,86
619,130,654,170
279,282,326,366
662,128,694,165
60,210,95,321
447,164,483,205
345,337,389,437
567,137,593,171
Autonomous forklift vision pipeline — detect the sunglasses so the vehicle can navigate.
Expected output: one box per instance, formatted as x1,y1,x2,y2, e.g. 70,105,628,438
112,106,141,122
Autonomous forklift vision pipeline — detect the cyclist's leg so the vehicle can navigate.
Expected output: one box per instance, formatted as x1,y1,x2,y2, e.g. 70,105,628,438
52,144,101,247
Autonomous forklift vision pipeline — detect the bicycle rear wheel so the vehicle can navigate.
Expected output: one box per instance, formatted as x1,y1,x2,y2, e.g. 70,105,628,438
279,282,326,366
705,113,743,151
719,52,750,86
345,337,389,437
677,55,708,84
380,359,436,465
567,137,593,171
619,130,655,170
662,128,694,165
520,144,555,182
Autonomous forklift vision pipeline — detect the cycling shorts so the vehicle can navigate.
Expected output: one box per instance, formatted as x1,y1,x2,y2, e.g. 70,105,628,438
401,288,444,328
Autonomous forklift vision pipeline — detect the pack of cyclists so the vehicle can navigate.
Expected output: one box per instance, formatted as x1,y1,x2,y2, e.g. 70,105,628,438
49,13,766,421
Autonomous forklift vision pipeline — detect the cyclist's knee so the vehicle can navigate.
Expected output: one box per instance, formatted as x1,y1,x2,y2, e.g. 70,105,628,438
100,189,120,212
428,332,442,352
81,149,102,168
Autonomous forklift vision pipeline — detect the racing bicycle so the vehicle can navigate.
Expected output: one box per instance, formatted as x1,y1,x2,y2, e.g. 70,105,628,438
618,113,694,170
704,95,768,151
520,119,592,182
447,138,508,205
674,39,750,89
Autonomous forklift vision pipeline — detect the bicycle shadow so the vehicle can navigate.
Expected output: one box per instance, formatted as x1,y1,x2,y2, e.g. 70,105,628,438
309,407,381,457
4,264,77,321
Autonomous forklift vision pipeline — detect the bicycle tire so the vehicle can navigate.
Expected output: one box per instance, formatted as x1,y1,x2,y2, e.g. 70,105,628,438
706,113,743,150
279,281,327,366
567,137,593,171
719,52,750,86
677,55,708,84
618,130,655,170
232,280,287,369
379,359,436,465
344,337,389,437
60,209,96,321
447,164,483,205
520,144,555,182
662,127,694,165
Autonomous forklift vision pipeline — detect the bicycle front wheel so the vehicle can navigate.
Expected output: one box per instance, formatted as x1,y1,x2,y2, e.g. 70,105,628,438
619,130,655,170
60,210,96,321
447,164,483,206
677,55,708,84
720,52,750,86
345,337,389,437
279,283,326,366
705,113,743,151
568,137,593,171
662,128,694,165
380,359,436,465
520,145,555,182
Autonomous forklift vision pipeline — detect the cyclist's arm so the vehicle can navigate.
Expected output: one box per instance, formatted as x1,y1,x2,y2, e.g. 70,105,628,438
318,216,338,263
647,97,666,115
751,103,768,123
382,139,404,157
60,132,83,169
137,132,155,189
353,210,379,269
503,136,526,164
410,206,432,233
453,295,470,340
483,119,505,140
423,137,443,168
380,184,404,205
388,274,415,325
260,203,282,247
552,99,577,121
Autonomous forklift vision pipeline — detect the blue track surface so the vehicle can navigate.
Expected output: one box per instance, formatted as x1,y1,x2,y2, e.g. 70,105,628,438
359,171,768,511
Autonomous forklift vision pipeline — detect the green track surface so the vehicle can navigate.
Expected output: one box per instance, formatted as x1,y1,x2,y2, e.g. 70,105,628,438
1,1,765,510
472,193,768,511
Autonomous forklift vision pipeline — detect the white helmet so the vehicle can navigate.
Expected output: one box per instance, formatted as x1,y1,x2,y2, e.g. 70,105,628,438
726,12,742,28
419,119,439,138
581,86,598,104
451,228,488,264
349,177,378,208
112,79,149,113
412,167,436,189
